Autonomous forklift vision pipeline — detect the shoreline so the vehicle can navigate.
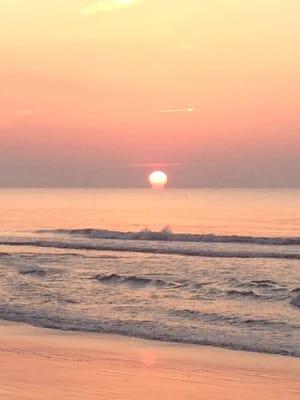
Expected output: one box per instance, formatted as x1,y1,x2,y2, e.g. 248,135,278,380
0,315,299,359
0,320,299,399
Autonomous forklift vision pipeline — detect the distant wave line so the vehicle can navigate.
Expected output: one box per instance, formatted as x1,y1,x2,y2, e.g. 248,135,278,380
38,228,300,246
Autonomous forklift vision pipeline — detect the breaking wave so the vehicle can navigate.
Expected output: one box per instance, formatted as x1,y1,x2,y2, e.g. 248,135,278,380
38,227,300,246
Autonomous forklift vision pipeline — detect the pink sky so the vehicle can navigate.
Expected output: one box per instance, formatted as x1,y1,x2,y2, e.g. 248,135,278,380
1,0,300,186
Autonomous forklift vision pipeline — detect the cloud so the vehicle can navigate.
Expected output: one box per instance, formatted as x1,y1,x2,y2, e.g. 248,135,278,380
160,107,195,114
127,162,186,168
81,0,141,15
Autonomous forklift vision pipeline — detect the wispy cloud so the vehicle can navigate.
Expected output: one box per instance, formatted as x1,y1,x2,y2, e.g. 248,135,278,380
81,0,141,15
160,107,195,114
127,162,185,168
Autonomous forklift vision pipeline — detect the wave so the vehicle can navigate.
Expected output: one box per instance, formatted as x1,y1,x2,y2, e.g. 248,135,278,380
169,309,297,329
38,228,300,246
92,274,293,302
93,273,205,290
249,279,278,288
93,273,173,288
290,294,300,308
1,238,300,260
18,267,63,277
19,269,47,277
226,289,259,298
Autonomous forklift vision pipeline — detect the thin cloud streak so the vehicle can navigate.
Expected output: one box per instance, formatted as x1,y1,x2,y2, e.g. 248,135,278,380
126,162,195,168
160,108,195,114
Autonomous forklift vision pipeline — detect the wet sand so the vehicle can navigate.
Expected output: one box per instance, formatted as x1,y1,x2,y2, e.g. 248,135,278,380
0,320,299,400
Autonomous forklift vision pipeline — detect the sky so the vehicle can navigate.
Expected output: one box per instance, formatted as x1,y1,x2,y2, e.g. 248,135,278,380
1,0,300,187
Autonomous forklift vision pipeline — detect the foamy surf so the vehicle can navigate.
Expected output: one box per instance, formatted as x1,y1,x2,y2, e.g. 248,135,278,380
0,237,299,357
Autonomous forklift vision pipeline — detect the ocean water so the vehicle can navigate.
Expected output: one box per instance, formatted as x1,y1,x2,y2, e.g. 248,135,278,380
0,188,299,356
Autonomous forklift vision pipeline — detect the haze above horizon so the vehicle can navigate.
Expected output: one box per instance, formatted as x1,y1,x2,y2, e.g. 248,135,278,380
1,0,299,187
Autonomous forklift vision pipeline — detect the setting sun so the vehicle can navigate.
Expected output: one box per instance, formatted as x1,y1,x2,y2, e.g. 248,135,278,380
149,171,168,188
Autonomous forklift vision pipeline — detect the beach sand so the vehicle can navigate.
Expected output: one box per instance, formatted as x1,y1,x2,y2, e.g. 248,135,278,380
0,320,299,400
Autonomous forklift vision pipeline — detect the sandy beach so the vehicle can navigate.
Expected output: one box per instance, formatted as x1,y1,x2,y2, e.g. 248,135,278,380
0,320,299,400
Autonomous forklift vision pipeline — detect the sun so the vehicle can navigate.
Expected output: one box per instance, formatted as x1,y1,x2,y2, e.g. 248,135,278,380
149,171,168,189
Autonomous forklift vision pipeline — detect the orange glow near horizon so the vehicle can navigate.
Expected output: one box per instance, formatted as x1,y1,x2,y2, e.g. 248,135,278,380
0,1,300,186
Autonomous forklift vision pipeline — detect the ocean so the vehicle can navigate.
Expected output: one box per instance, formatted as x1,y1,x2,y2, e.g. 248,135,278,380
0,188,299,356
